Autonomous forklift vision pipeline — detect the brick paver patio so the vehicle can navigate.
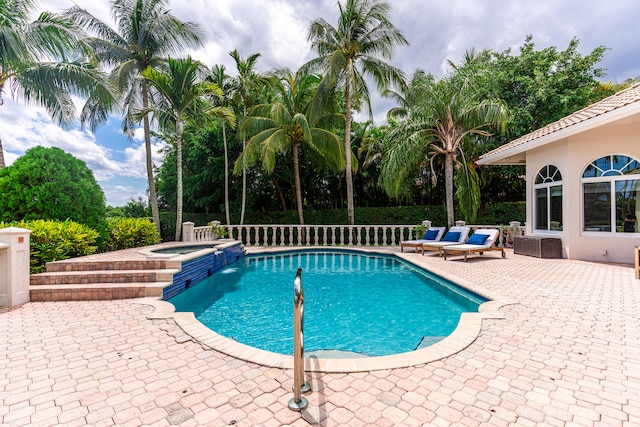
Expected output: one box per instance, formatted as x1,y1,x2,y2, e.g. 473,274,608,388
1,248,639,426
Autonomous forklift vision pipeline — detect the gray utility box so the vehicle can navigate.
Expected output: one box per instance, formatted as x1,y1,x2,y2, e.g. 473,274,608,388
513,235,562,258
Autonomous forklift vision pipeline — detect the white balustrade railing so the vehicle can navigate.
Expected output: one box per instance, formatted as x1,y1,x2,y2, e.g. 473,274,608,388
190,223,525,248
228,224,417,247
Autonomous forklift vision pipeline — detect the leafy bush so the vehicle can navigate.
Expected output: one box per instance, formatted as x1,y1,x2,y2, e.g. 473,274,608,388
476,202,525,225
0,146,106,230
1,219,100,274
105,218,161,250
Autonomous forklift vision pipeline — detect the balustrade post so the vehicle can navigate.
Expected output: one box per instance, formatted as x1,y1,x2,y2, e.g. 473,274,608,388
245,226,251,246
182,222,195,242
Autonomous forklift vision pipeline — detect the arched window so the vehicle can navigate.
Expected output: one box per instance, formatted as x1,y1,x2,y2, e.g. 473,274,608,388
582,155,640,233
534,165,563,231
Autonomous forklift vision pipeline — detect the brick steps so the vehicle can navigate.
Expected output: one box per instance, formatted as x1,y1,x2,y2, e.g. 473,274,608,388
30,282,169,301
45,260,169,272
30,259,178,302
30,269,178,285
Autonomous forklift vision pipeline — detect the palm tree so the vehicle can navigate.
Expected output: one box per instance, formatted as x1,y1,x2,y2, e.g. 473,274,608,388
234,68,345,225
206,65,234,226
65,0,202,233
0,0,115,168
141,57,235,240
306,0,408,225
228,50,263,225
381,70,509,226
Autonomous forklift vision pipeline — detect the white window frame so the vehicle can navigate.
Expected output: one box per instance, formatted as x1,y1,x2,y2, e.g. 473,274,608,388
581,154,640,234
533,165,563,233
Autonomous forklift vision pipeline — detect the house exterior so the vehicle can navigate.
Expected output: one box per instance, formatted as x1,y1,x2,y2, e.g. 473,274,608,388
477,83,640,264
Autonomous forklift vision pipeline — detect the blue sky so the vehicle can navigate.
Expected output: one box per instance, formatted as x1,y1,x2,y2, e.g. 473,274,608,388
2,0,639,206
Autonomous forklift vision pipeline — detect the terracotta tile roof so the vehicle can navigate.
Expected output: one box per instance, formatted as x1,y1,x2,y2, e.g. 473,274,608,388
479,83,640,161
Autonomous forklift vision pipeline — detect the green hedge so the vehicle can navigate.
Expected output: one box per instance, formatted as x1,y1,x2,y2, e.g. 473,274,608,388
160,202,526,241
105,218,161,251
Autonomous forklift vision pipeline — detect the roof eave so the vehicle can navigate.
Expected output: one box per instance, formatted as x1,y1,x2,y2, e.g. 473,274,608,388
477,100,640,166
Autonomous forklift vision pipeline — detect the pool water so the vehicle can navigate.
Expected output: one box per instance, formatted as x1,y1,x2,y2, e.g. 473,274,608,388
151,245,215,255
168,250,486,357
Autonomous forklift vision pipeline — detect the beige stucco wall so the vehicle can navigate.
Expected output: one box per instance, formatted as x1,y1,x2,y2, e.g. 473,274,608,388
524,119,640,264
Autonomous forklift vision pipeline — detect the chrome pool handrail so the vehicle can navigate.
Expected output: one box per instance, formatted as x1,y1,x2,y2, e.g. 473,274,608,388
288,268,311,411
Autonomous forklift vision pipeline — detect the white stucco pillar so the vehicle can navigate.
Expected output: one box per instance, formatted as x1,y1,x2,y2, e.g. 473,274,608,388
0,227,31,308
421,220,432,228
182,222,195,242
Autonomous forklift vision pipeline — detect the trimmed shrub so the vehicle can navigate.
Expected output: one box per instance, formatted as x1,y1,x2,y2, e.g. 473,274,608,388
0,146,106,230
1,219,100,274
106,218,161,250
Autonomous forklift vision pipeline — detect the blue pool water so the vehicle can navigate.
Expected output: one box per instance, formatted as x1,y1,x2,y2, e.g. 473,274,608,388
168,250,486,357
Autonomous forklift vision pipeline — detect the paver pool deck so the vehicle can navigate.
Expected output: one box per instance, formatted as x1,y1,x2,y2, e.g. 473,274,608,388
1,247,639,426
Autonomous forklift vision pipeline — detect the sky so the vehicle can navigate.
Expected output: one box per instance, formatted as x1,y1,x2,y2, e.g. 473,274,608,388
1,0,639,206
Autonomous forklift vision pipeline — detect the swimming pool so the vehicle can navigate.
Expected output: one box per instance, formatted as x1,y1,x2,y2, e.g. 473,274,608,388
168,250,486,357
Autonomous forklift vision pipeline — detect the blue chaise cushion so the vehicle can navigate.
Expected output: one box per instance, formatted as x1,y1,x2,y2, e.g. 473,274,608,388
467,233,490,245
442,231,461,242
422,229,439,240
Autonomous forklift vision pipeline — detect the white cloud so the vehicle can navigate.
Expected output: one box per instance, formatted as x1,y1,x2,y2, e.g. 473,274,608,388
102,185,148,208
4,0,639,206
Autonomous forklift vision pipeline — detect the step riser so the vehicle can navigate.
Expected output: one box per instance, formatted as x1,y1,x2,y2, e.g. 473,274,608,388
31,273,161,285
30,287,150,301
46,260,167,272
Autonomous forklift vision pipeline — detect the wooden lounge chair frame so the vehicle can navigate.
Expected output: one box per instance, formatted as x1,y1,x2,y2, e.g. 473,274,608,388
442,228,505,262
421,226,471,256
400,227,446,253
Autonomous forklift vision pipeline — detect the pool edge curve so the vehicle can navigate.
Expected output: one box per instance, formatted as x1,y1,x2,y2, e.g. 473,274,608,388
135,246,517,373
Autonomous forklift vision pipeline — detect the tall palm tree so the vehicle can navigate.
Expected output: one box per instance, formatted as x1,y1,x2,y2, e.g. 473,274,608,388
0,0,115,168
381,70,509,226
229,50,264,225
65,0,202,232
306,0,408,225
0,137,5,168
234,68,345,225
206,65,234,225
141,57,235,240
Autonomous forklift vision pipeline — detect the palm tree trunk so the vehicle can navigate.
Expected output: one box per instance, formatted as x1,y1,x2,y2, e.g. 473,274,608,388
0,135,5,169
240,105,247,225
273,178,288,211
142,81,161,234
175,120,184,241
444,151,455,227
344,79,355,225
222,120,230,225
292,142,304,225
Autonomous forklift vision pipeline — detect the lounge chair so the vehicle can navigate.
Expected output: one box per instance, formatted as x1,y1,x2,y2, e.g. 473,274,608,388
400,227,446,253
421,226,471,256
442,228,505,262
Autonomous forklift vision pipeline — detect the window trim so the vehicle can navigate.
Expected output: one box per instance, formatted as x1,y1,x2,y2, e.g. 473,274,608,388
581,154,640,235
533,165,563,233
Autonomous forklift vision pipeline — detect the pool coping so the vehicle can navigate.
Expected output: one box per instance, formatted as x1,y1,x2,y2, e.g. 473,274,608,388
137,246,516,373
